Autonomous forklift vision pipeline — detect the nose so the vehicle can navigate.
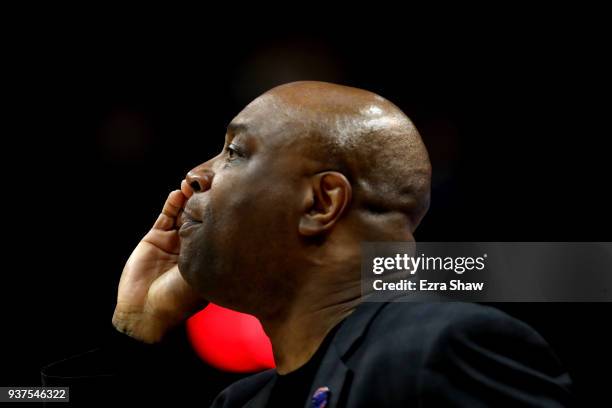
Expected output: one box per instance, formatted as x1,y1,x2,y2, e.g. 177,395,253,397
185,165,214,193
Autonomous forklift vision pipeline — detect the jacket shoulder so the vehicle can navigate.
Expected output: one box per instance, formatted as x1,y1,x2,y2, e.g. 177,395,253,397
348,302,572,406
210,369,275,408
370,301,541,344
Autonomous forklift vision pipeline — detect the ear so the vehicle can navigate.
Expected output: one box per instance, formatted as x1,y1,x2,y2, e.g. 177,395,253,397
299,171,352,237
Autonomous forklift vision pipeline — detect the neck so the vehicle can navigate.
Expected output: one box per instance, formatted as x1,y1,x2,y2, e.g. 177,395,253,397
259,268,362,375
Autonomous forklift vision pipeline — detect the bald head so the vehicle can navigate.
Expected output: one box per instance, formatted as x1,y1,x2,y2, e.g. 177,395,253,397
243,81,431,234
180,81,431,312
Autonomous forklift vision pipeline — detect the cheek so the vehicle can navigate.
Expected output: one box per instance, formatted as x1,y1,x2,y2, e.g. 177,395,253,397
204,167,298,264
233,189,297,255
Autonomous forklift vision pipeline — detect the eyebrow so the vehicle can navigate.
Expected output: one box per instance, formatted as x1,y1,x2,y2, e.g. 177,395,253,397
226,122,257,149
227,122,248,135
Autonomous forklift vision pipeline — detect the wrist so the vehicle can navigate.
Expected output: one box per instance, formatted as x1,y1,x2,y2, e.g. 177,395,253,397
112,309,167,344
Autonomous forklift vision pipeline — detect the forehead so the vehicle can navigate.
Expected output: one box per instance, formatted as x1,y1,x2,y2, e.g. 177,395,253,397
228,95,306,150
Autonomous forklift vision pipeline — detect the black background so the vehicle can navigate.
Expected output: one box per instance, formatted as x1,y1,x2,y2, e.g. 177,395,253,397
2,10,610,406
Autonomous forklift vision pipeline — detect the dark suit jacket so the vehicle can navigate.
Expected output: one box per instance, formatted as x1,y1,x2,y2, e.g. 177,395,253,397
211,301,573,407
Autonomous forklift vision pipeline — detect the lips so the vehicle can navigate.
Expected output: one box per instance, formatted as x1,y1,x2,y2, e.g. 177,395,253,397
179,219,200,237
178,209,198,224
178,204,202,236
179,219,200,236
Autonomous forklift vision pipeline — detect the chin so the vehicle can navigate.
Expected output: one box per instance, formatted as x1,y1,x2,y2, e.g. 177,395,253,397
178,256,197,286
178,257,213,296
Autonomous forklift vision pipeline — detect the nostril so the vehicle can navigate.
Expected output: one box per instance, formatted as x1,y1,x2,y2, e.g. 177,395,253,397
190,181,201,192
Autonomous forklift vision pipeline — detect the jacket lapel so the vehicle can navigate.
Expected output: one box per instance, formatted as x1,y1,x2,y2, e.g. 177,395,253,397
243,374,276,408
245,300,394,408
303,300,393,408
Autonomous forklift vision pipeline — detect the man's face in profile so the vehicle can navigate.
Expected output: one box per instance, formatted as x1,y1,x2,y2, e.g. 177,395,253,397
177,82,431,310
177,95,307,307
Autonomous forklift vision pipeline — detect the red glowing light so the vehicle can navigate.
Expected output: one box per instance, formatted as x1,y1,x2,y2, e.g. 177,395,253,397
186,304,275,372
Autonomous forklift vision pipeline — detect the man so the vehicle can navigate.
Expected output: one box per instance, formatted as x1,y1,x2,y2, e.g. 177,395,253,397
46,81,573,406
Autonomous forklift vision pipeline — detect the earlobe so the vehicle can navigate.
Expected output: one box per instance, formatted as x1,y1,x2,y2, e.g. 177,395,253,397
298,172,352,237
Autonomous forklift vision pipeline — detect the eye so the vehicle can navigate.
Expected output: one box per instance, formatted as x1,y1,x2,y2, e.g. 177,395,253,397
225,144,242,161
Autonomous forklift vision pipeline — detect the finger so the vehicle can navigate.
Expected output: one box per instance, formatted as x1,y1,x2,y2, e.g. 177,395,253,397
153,190,185,230
181,179,194,198
143,229,181,254
162,190,185,217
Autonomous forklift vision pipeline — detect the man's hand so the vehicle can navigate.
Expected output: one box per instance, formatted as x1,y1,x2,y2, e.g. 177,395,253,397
112,182,208,343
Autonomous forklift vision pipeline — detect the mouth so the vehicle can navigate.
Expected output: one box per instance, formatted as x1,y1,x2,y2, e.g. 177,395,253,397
178,208,202,236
